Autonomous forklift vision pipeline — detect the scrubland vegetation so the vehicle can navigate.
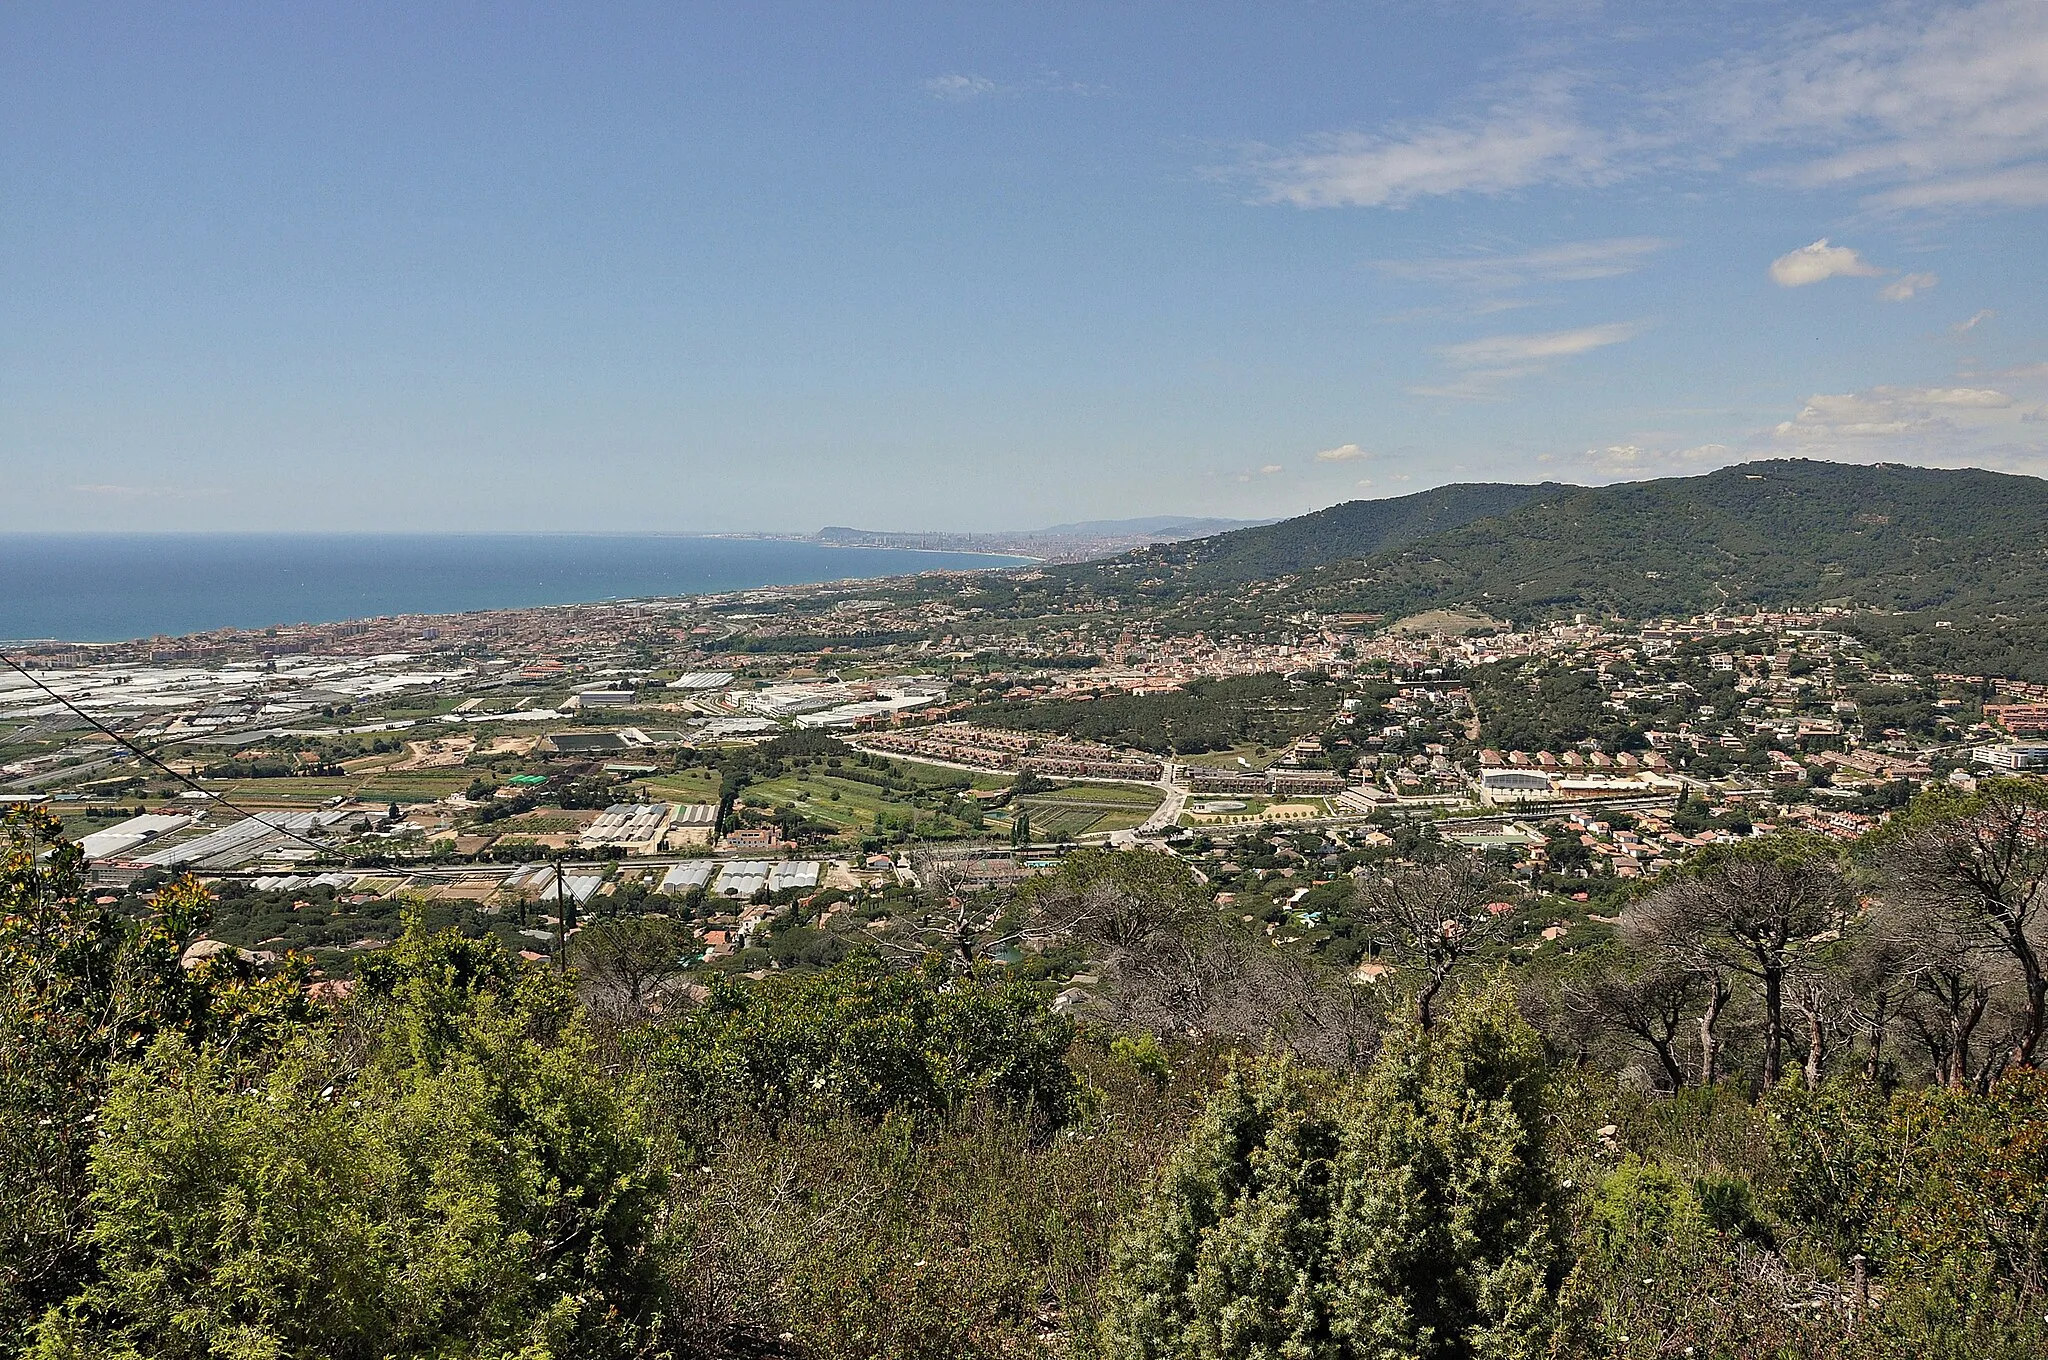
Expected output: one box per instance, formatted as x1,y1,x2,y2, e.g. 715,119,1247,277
6,786,2047,1360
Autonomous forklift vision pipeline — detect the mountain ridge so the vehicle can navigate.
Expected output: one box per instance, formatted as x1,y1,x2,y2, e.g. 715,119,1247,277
1053,459,2048,630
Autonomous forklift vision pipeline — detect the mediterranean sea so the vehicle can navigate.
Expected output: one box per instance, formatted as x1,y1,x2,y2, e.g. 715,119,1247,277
0,534,1031,644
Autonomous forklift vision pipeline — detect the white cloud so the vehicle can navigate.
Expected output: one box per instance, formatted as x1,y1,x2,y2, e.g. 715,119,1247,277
1438,322,1641,368
1986,360,2048,380
69,483,216,500
1577,443,1732,477
921,73,999,101
1952,308,1996,334
1769,238,1885,286
1248,84,1613,208
1570,365,2048,481
1774,385,2019,445
920,71,1106,102
1314,443,1369,462
1867,163,2048,209
1879,271,1939,300
1411,322,1641,401
1259,464,1284,475
1245,4,2048,217
1376,237,1672,287
1710,0,2048,209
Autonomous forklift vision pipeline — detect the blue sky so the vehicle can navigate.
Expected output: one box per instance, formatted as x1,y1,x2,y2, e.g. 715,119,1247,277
4,1,2045,531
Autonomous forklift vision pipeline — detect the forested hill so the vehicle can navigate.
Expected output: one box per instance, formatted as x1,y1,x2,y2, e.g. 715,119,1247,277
1057,460,2048,630
1062,480,1571,590
1294,459,2048,623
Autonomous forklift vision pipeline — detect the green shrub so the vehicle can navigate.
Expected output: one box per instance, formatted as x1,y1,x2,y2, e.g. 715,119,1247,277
643,951,1079,1147
1098,977,1565,1360
28,921,655,1360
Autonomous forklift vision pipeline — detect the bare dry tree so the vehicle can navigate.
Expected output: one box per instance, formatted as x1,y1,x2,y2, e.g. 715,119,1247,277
1093,916,1381,1069
1559,951,1703,1091
1785,969,1851,1091
1866,778,2048,1069
1348,847,1510,1030
1015,846,1210,951
873,843,1028,971
1012,847,1380,1066
1830,912,1916,1083
1624,834,1851,1089
1858,893,2001,1088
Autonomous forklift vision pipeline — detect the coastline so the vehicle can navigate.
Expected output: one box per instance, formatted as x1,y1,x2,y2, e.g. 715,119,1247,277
0,533,1033,647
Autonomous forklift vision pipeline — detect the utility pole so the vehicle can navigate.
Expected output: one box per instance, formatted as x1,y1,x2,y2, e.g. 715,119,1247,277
551,853,571,971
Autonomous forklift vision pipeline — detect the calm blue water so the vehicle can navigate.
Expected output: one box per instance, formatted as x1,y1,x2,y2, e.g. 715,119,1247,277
0,534,1029,643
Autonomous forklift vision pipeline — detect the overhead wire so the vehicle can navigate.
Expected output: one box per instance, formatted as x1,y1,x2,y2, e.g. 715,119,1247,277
0,647,340,856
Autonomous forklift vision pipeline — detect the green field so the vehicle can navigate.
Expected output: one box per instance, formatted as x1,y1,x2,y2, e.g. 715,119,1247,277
194,777,360,806
744,758,1003,841
190,767,472,807
1011,782,1164,838
353,771,473,804
1174,744,1277,771
639,768,724,803
494,812,589,835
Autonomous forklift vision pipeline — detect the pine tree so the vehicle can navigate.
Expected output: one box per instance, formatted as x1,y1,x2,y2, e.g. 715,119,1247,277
1098,978,1565,1360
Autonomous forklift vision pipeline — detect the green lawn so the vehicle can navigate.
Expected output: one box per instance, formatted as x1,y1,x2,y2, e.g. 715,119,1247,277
1011,782,1164,838
1173,744,1277,771
888,757,1008,791
744,767,990,840
640,768,724,803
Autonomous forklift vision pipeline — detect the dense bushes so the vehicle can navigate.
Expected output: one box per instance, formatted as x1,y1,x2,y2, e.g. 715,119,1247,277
24,920,656,1360
642,952,1080,1144
964,674,1340,754
8,798,2048,1359
1557,1071,2048,1360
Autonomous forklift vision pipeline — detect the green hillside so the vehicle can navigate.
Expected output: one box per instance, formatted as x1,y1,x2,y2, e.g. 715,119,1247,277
1058,460,2048,634
1283,459,2048,623
1058,480,1570,594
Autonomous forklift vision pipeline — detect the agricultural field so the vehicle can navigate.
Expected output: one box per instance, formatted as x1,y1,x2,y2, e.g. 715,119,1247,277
491,811,596,836
352,770,474,804
1008,782,1163,839
187,767,473,808
638,767,724,804
187,777,361,807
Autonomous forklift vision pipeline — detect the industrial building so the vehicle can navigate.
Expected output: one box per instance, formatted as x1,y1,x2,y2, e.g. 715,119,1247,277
665,672,735,690
77,812,195,860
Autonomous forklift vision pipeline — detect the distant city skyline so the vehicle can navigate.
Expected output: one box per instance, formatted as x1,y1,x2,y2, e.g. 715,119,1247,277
4,1,2045,532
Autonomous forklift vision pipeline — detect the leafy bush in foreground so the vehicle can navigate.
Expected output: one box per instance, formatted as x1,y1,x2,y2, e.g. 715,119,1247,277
28,922,656,1360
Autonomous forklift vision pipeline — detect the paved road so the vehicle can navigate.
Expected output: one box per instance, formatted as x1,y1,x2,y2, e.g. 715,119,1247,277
6,751,135,790
1138,762,1189,833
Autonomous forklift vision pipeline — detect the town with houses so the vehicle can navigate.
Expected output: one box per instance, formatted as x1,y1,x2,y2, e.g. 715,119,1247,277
5,562,2044,991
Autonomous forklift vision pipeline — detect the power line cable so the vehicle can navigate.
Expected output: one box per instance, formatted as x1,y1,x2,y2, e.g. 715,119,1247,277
0,648,338,856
